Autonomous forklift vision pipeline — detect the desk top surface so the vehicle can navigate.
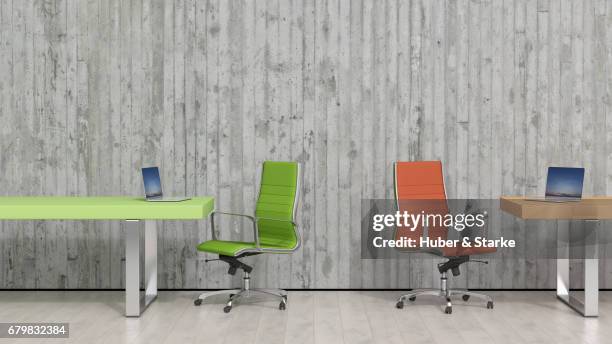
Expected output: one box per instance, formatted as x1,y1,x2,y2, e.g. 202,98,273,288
500,196,612,220
0,196,215,220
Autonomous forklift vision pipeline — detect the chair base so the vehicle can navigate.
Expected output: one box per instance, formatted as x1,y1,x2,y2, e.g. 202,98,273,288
194,271,287,313
396,272,494,314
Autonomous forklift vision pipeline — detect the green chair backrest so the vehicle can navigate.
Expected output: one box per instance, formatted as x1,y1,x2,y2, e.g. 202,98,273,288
255,161,300,250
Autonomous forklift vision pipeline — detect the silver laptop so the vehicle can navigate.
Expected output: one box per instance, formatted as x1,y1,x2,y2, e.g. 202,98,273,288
526,167,584,203
142,167,190,202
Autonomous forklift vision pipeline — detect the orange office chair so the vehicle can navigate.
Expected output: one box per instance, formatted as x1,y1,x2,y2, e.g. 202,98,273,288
394,161,495,314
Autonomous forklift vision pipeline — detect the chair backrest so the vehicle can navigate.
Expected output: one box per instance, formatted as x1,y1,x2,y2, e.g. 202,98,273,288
255,161,300,250
394,161,449,251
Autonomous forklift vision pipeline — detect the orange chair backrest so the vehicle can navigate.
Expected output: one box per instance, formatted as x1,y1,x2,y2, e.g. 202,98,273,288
394,161,449,248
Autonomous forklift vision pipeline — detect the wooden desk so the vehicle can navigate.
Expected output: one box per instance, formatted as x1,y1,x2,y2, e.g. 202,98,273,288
501,196,606,317
501,196,612,220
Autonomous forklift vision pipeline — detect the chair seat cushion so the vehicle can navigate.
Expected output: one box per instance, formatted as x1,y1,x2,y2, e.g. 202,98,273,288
197,240,257,256
197,239,296,257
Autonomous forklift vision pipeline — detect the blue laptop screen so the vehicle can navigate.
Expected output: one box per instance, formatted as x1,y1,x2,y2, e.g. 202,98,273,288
142,167,163,198
545,167,584,198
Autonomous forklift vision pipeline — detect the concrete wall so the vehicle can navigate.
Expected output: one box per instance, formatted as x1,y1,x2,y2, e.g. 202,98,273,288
1,0,611,289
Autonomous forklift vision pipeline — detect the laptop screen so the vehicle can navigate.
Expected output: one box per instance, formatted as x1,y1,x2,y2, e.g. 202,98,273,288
142,167,163,199
545,167,584,199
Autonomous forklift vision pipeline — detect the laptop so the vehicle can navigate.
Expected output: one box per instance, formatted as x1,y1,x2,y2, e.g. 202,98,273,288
526,167,584,203
141,167,191,202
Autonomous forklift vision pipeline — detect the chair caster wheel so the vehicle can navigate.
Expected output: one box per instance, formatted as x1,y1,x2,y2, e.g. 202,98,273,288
462,295,470,302
487,301,494,309
279,302,286,310
444,306,452,314
194,299,202,306
223,305,232,313
396,301,404,309
408,296,416,302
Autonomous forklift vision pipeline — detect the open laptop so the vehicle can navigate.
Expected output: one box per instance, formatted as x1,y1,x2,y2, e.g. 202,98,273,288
141,167,190,202
526,167,584,203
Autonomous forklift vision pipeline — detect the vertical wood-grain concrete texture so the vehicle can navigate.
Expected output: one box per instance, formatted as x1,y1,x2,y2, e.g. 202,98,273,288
0,0,611,289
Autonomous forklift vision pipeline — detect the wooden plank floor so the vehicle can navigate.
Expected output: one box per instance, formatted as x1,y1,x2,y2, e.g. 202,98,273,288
0,291,610,344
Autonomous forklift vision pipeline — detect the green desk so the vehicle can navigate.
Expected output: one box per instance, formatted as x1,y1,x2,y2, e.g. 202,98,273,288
0,197,215,317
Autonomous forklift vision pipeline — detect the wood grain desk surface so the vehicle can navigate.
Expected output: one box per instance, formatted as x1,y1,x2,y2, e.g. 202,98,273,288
500,196,612,220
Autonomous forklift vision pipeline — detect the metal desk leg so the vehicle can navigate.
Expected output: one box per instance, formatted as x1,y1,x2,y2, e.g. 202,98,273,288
557,221,570,299
125,220,141,316
144,220,158,308
125,220,158,317
583,220,599,316
556,220,599,317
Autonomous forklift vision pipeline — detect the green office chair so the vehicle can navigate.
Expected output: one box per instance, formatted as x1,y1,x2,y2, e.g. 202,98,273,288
194,161,300,313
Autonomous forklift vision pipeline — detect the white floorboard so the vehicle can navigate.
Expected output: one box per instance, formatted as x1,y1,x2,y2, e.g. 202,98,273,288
0,291,610,344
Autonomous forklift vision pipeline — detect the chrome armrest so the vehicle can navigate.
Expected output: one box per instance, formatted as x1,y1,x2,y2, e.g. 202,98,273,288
254,216,297,227
210,211,260,249
254,216,301,251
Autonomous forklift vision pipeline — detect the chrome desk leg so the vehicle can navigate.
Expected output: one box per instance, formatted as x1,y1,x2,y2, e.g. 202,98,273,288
125,220,141,317
556,220,599,317
125,220,158,317
556,221,570,301
144,220,158,308
583,220,599,316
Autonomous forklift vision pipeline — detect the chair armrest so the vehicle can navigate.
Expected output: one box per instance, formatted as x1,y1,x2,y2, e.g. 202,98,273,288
253,217,300,251
210,211,260,249
213,211,256,221
255,216,297,227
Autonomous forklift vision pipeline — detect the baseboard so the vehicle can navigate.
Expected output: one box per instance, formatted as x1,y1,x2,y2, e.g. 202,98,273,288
0,288,609,292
